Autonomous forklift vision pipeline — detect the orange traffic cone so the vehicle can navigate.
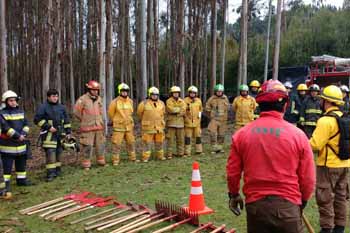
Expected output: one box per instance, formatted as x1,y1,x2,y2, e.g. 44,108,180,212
183,161,214,215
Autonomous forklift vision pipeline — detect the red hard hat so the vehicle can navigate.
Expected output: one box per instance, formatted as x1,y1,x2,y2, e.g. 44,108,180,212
86,80,100,90
255,79,289,103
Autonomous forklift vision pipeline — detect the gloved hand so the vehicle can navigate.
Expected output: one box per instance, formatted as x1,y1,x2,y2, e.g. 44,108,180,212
301,200,307,210
228,193,244,216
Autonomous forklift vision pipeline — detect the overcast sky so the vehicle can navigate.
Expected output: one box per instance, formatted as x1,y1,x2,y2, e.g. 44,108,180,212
160,0,344,24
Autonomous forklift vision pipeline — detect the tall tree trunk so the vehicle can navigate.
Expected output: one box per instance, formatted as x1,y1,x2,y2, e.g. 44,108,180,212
237,0,248,91
264,0,273,81
0,0,8,92
106,0,114,105
42,0,53,101
220,0,228,85
202,3,209,102
210,0,217,95
140,0,147,98
120,0,126,82
99,0,107,133
273,0,282,80
68,0,75,108
177,0,185,97
153,0,159,88
220,0,227,85
147,0,154,86
55,0,62,101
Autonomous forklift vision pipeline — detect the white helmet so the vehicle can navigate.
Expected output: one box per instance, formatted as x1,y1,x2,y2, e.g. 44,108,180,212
2,90,18,102
340,85,350,93
283,81,293,89
188,86,198,93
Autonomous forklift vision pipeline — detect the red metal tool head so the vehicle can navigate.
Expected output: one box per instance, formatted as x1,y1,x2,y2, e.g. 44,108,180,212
64,192,91,201
155,200,199,226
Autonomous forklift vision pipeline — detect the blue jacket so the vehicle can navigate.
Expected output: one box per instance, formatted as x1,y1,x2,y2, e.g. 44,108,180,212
34,102,71,149
0,106,29,155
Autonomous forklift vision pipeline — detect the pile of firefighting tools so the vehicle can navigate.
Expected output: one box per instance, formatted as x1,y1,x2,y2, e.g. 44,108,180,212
19,195,233,233
18,162,238,232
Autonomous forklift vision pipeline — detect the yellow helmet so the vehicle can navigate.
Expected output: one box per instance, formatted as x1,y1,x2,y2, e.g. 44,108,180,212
188,86,198,93
117,83,130,94
170,86,181,93
297,84,308,91
148,87,159,97
320,85,344,106
249,80,260,88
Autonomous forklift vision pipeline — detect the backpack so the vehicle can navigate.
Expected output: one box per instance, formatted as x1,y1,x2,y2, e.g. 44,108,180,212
325,112,350,160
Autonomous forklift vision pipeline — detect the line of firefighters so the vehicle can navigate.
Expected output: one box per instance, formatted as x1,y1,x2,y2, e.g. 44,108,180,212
0,80,248,198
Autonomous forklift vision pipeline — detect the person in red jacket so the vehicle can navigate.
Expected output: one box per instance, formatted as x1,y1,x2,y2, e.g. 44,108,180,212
226,79,316,233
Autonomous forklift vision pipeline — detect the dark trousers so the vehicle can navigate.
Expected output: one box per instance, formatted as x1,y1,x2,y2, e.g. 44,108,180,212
2,155,27,183
246,196,304,233
45,147,63,170
316,166,349,229
0,154,4,191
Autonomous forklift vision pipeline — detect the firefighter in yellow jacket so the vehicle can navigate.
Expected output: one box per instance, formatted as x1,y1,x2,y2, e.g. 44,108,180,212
137,87,166,162
166,86,186,158
310,85,350,233
74,80,106,170
205,84,229,153
184,86,203,156
108,83,137,166
232,84,257,131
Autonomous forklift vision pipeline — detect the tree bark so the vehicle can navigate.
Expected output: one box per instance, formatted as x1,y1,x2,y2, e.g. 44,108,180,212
264,0,273,81
273,0,282,80
237,0,248,91
55,0,62,101
99,0,107,133
106,0,114,105
177,0,185,97
153,0,159,88
42,0,53,101
140,0,147,99
210,0,217,95
68,0,75,108
0,0,8,93
220,0,227,85
147,0,154,86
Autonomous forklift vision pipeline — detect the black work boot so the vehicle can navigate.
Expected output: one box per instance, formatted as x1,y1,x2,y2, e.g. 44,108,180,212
333,226,345,233
320,228,333,233
46,169,56,182
5,181,11,192
55,167,62,177
17,179,33,186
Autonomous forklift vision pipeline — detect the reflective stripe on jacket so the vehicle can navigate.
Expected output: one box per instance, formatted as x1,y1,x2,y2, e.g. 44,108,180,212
137,99,165,133
310,106,350,168
166,97,186,128
184,97,202,128
34,102,71,149
232,95,257,126
299,96,322,126
108,96,134,132
0,107,29,155
74,93,104,132
205,95,229,122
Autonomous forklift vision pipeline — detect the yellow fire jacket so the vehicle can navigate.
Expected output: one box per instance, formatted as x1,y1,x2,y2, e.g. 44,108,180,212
310,106,350,168
166,97,186,128
205,95,229,122
232,95,257,126
108,96,134,132
137,99,166,133
184,97,202,128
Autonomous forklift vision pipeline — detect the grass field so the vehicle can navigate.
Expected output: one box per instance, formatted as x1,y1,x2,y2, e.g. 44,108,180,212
0,133,332,233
